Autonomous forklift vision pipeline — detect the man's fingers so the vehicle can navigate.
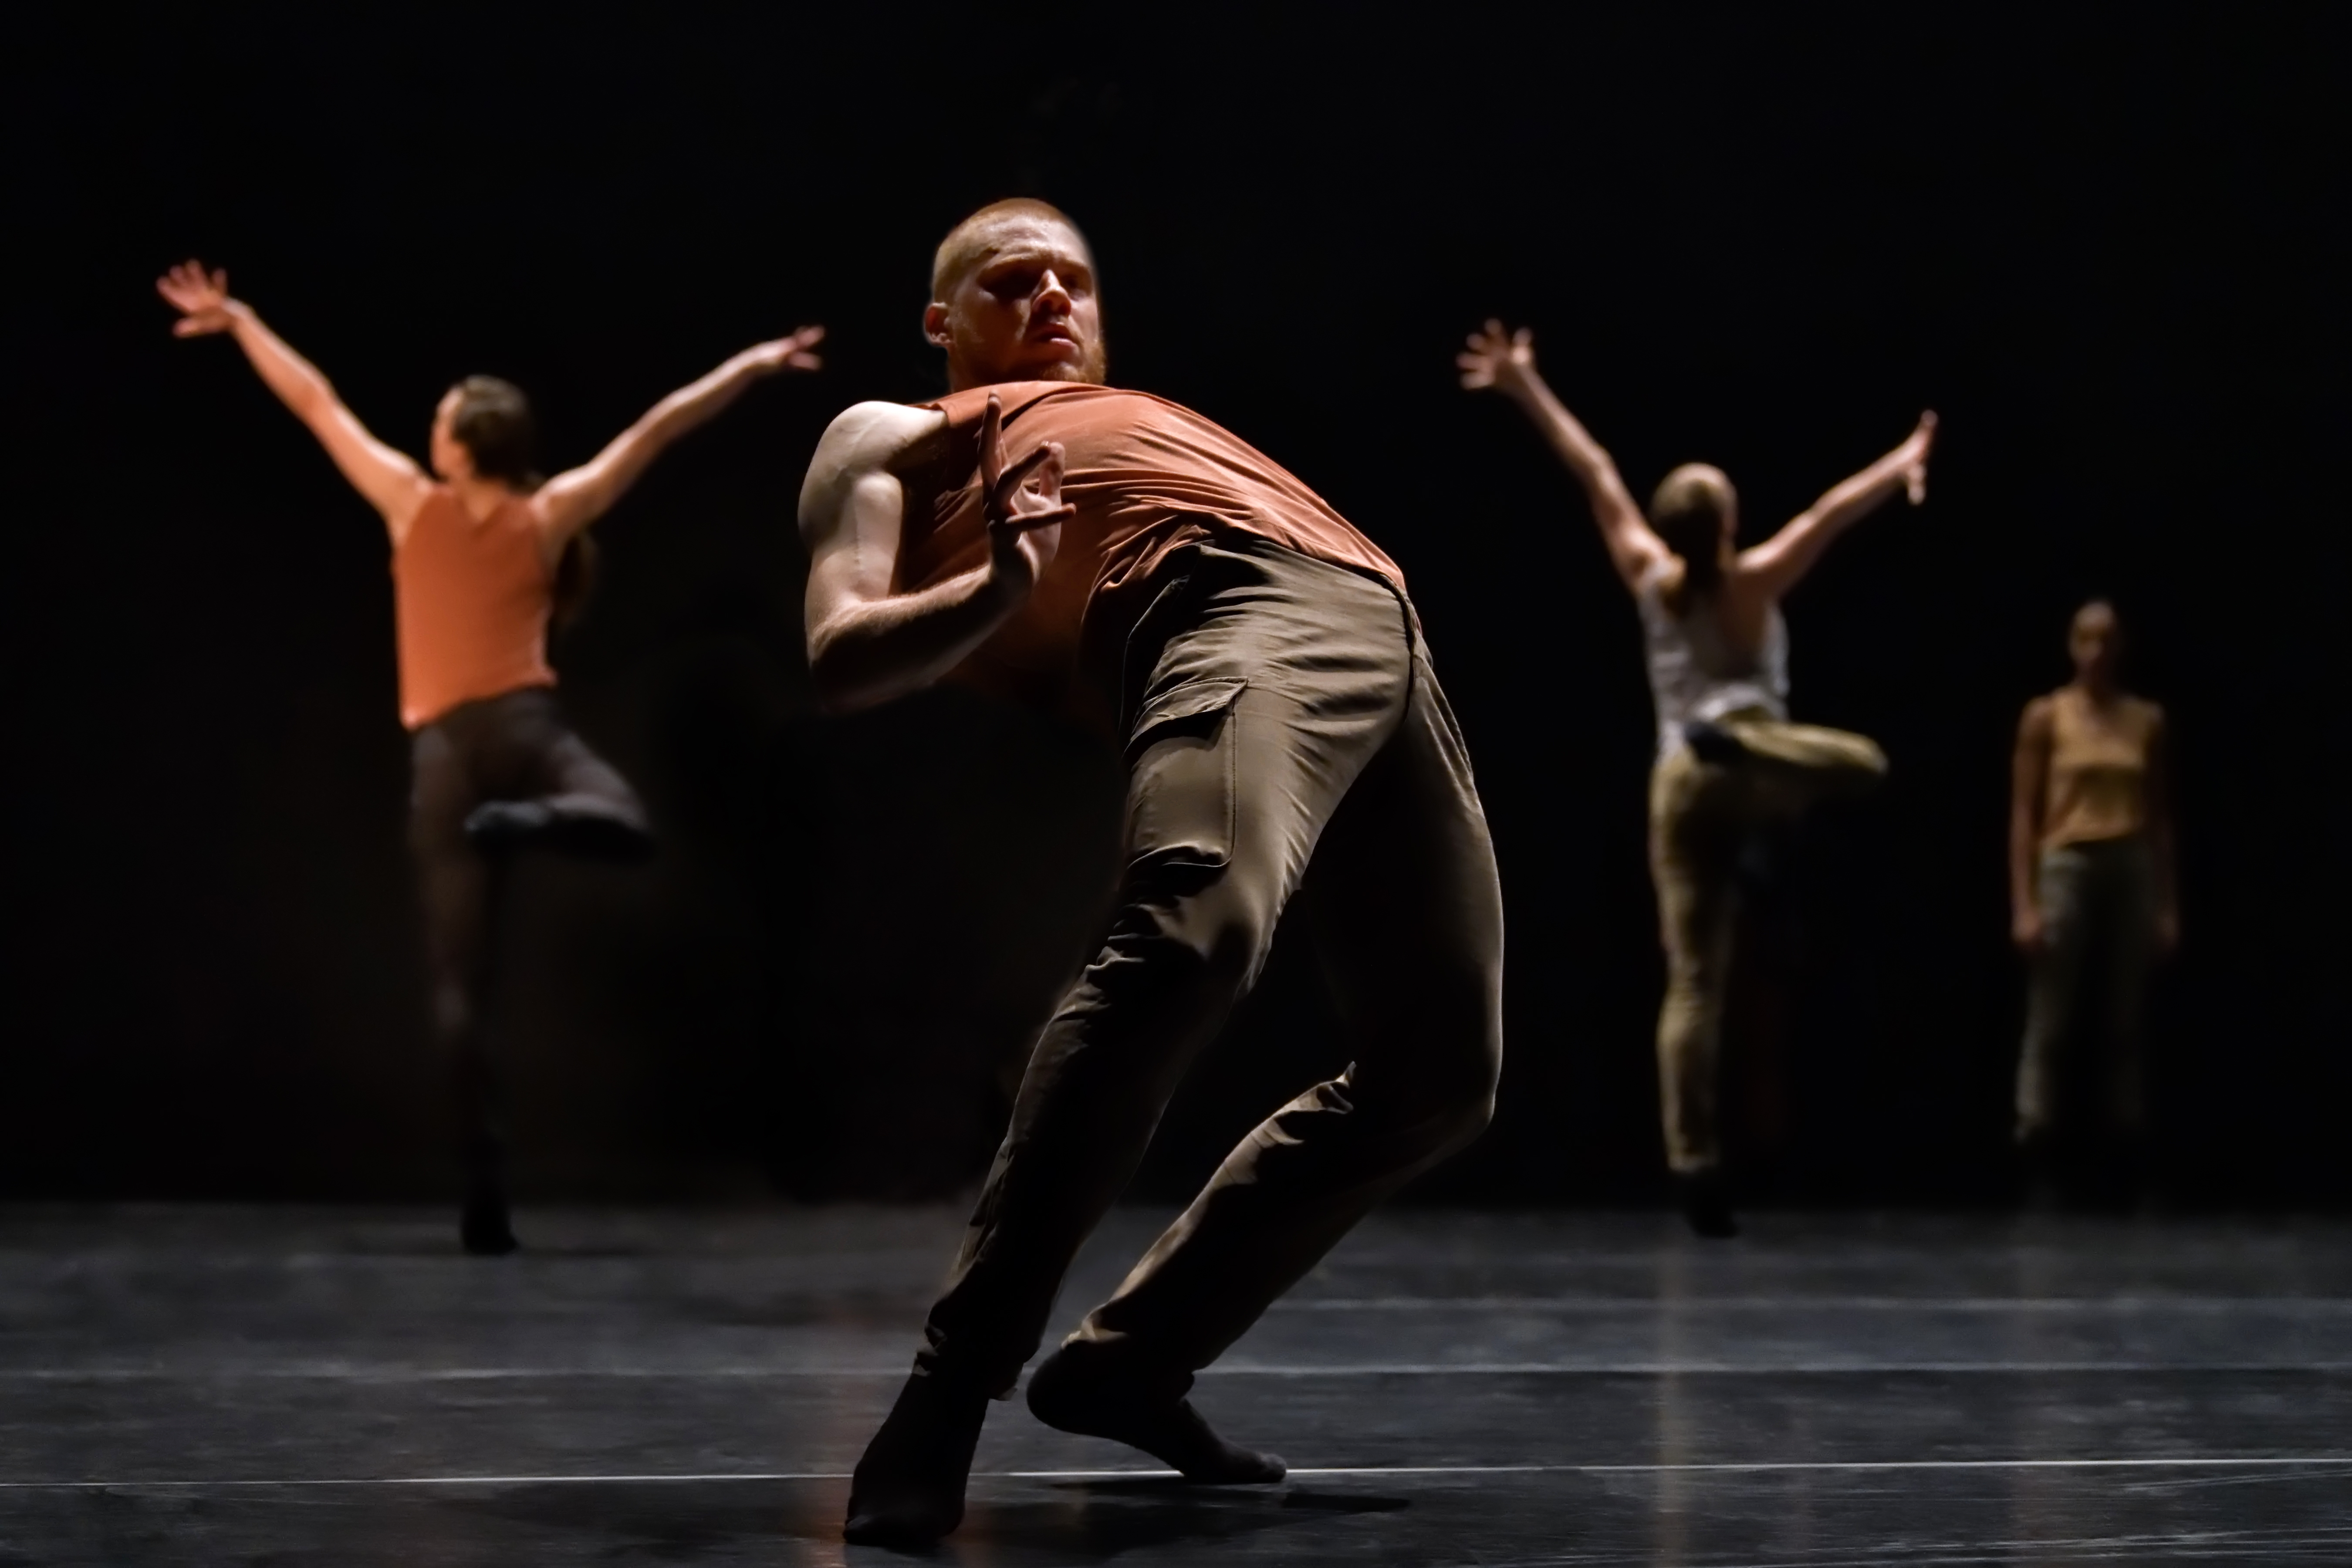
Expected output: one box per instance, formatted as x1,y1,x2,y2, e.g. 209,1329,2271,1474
992,502,1074,534
977,393,1005,487
991,440,1059,500
796,324,825,346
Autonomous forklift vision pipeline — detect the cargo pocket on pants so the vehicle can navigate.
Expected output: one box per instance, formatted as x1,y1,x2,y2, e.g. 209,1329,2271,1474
1123,677,1246,872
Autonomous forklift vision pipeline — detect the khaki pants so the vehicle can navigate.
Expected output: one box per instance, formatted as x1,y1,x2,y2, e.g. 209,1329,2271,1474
914,538,1504,1399
2014,837,2156,1145
1649,716,1885,1174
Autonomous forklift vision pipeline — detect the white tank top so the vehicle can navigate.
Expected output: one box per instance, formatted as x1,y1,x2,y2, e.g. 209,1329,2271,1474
1636,561,1789,760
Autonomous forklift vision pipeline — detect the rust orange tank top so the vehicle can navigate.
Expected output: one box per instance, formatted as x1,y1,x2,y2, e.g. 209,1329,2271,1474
392,485,557,728
900,383,1405,721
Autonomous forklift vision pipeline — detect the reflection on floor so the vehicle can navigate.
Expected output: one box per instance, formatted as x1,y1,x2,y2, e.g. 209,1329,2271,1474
3,1205,2349,1564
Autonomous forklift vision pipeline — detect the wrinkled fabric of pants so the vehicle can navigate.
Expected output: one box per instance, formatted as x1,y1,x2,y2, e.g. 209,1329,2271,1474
1648,714,1885,1176
2014,835,2156,1146
408,686,649,1190
913,537,1505,1400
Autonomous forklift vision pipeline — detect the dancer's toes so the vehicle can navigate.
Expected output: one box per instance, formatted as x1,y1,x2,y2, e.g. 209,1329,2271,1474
459,1183,519,1256
843,1372,990,1545
1675,1169,1740,1240
1027,1344,1285,1484
842,1483,963,1548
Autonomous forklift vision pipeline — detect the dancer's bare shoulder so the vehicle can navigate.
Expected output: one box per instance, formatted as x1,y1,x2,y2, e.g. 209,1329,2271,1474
2017,693,2058,740
799,402,954,548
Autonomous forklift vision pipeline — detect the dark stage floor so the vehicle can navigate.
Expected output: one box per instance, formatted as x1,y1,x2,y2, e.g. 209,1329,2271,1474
3,1204,2349,1565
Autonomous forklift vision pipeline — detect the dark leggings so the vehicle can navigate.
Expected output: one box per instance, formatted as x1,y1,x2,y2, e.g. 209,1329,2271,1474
409,686,648,1190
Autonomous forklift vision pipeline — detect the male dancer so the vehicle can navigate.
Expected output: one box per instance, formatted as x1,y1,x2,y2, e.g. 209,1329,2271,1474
801,201,1503,1544
158,260,821,1253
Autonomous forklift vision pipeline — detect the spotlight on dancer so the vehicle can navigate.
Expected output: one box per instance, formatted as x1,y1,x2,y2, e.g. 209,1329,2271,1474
156,260,822,1255
800,201,1503,1544
1461,321,1931,1239
2009,600,2177,1206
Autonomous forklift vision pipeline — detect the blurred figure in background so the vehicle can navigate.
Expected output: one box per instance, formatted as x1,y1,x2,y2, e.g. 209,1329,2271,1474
1462,321,1932,1238
2009,600,2178,1203
156,260,821,1253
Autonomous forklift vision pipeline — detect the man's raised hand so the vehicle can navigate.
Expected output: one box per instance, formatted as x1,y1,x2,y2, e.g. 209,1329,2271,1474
1459,320,1536,395
977,392,1071,596
740,326,827,375
156,260,242,336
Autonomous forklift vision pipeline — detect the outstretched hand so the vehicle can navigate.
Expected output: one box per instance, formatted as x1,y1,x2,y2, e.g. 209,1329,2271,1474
1899,410,1938,504
977,392,1071,596
1458,319,1536,395
740,325,826,375
156,259,242,336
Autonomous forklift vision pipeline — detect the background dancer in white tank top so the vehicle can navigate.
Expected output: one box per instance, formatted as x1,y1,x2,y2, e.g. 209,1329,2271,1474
1461,321,1934,1237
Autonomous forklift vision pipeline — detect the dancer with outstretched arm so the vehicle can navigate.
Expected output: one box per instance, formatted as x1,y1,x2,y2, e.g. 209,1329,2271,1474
800,201,1503,1544
2010,599,2177,1201
157,260,822,1254
1461,321,1931,1238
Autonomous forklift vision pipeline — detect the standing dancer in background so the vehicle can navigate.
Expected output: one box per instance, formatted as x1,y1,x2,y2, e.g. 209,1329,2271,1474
2009,600,2177,1201
1461,321,1932,1238
802,200,1501,1544
156,260,822,1254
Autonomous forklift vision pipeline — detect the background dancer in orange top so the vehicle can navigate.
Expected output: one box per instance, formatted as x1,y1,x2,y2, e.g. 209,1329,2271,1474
156,260,821,1254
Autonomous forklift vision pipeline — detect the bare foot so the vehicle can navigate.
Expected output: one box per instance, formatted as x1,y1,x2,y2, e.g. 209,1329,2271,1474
1026,1344,1285,1484
843,1371,990,1545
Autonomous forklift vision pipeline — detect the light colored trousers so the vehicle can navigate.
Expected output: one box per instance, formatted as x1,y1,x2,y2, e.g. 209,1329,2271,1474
2014,836,2157,1144
1649,716,1886,1175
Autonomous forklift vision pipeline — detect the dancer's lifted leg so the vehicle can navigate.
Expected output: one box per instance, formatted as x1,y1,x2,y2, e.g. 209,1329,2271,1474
800,203,1503,1544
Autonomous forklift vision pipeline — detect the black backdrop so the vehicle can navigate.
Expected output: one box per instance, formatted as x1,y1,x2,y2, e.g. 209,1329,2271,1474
3,8,2343,1205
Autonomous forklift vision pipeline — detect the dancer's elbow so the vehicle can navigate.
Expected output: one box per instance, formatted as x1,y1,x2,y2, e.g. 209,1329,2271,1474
807,640,919,716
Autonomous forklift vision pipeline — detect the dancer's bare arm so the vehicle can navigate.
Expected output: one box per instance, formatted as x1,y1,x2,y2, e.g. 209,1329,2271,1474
1740,413,1937,600
800,393,1071,714
534,327,824,558
157,260,430,539
2009,696,2053,951
1460,321,1666,592
2145,705,2180,953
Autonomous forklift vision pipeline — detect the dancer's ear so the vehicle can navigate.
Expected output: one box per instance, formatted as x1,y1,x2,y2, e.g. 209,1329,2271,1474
923,302,952,347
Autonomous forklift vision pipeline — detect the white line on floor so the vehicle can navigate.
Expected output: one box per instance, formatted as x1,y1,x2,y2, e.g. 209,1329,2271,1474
5,1457,2349,1490
4,1360,2350,1379
1274,1296,2352,1312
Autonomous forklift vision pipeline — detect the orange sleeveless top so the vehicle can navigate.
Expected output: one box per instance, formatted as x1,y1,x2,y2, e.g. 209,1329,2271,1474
900,382,1404,721
392,486,557,728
